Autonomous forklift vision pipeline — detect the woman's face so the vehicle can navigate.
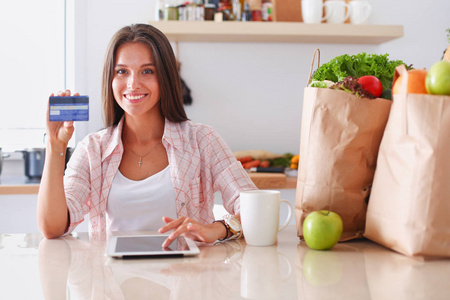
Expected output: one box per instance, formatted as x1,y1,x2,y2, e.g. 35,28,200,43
112,42,160,119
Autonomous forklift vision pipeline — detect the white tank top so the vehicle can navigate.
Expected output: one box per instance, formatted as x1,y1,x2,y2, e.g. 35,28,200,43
107,166,177,231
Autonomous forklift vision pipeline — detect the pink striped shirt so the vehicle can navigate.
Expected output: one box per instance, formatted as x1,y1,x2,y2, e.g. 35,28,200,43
63,118,257,234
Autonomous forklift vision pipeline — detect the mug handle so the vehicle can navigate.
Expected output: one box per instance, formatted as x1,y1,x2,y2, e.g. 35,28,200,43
344,3,351,21
278,199,293,232
361,2,372,23
321,3,331,21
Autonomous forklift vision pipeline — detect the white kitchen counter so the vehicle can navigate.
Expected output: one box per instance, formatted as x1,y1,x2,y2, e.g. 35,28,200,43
1,226,449,299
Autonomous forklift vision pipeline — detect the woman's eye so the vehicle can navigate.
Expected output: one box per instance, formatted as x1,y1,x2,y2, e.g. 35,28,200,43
143,69,154,74
116,69,127,74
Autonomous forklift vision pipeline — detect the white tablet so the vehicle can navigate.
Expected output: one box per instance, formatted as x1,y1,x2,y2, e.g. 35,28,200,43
106,235,200,258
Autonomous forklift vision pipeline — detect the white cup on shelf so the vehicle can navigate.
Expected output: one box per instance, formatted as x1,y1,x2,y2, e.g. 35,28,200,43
349,0,372,24
301,0,330,24
324,0,351,24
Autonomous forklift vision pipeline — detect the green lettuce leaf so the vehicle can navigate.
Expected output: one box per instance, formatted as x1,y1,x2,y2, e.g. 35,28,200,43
311,53,410,92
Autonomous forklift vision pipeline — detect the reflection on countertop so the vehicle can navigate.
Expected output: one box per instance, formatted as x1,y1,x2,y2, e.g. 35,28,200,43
1,227,450,300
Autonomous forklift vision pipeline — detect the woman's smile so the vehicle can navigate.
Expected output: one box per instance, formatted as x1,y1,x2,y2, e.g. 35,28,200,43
124,93,148,103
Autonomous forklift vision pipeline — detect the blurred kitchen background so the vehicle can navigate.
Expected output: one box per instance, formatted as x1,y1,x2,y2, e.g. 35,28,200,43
0,0,449,233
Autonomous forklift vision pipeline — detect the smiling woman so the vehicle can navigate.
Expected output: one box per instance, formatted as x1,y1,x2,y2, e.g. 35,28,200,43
37,24,258,250
0,1,65,152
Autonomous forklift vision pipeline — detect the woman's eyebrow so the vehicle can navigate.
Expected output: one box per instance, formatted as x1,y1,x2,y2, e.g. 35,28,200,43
114,63,155,68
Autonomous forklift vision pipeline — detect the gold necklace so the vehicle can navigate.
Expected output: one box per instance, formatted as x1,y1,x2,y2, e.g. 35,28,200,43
124,140,162,167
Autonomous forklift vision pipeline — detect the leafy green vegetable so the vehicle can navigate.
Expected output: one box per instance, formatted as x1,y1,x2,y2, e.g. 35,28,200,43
381,89,392,100
309,81,329,88
330,77,376,99
311,53,410,92
269,153,293,168
309,80,335,88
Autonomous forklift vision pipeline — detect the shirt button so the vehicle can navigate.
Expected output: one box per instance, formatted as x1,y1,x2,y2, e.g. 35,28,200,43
100,213,104,218
181,202,185,207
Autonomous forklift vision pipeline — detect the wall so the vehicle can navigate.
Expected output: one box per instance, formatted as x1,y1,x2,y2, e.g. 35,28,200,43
70,0,447,230
71,0,450,155
1,0,448,233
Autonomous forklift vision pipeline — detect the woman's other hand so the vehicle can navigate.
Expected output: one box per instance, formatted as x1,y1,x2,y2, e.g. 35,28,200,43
159,217,227,248
46,90,78,147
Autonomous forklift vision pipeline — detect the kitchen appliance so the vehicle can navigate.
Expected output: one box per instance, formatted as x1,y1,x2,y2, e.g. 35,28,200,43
19,147,74,179
21,148,46,179
18,148,74,179
0,147,11,176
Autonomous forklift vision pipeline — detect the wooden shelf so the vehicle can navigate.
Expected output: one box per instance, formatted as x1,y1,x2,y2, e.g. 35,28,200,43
249,173,297,189
148,21,403,44
0,184,39,195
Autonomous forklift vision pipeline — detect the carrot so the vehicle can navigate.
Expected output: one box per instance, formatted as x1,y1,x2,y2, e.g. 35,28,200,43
242,160,261,169
260,160,270,168
237,156,254,164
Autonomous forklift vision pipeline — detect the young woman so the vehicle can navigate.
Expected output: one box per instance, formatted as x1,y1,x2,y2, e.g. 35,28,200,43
37,24,257,246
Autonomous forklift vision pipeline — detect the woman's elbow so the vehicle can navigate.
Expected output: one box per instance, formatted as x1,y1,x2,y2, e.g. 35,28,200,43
38,222,67,239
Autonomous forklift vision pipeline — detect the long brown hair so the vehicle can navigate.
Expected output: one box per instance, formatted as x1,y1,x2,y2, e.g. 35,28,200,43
102,24,188,126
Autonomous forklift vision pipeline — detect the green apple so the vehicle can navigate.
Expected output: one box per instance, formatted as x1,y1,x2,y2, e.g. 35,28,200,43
425,60,450,95
303,210,343,250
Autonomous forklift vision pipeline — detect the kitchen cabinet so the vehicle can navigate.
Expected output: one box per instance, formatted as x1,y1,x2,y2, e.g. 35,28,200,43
148,21,403,44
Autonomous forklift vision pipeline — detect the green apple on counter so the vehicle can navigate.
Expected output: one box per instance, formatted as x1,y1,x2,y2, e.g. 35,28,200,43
303,210,343,250
425,60,450,95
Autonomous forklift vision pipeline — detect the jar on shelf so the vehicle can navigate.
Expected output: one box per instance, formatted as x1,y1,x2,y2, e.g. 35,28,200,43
164,0,179,20
204,3,216,20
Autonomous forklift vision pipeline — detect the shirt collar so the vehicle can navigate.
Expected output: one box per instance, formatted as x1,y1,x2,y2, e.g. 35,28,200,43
162,118,185,152
102,117,124,161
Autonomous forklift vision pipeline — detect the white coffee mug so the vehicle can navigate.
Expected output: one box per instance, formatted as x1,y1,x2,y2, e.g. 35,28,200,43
349,0,371,24
301,0,330,24
240,246,292,299
240,190,293,246
324,0,351,24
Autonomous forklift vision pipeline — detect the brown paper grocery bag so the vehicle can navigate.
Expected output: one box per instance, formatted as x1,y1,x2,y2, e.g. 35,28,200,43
295,49,392,241
365,65,450,258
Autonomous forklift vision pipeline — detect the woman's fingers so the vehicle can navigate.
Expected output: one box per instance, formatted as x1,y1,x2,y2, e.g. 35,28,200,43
159,217,223,248
158,216,184,234
161,221,192,248
162,216,175,225
56,89,73,97
46,90,78,145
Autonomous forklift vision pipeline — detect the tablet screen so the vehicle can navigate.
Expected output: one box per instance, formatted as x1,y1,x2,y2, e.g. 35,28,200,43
107,234,200,258
115,236,183,252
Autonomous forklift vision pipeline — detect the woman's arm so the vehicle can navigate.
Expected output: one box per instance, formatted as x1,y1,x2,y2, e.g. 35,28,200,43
37,90,76,239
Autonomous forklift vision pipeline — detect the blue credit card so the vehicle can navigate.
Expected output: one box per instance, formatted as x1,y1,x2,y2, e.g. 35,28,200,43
49,96,89,122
